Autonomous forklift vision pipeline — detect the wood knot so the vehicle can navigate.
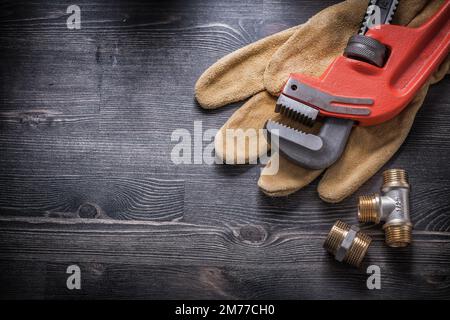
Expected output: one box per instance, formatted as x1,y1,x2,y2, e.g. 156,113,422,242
89,263,106,278
78,203,99,218
238,225,267,245
19,112,48,127
425,274,448,285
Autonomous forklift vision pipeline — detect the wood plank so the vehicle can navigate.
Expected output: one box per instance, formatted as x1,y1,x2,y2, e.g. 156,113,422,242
0,170,448,232
0,218,449,299
0,175,185,221
0,0,449,299
1,261,449,299
0,218,449,270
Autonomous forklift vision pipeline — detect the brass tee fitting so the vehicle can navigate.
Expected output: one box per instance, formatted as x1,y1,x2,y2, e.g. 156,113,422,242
358,169,412,247
323,220,372,267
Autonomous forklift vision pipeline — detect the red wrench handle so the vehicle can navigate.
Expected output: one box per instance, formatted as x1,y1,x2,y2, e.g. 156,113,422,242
288,1,450,126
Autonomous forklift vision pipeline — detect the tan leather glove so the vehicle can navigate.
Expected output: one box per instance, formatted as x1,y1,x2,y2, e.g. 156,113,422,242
195,0,449,203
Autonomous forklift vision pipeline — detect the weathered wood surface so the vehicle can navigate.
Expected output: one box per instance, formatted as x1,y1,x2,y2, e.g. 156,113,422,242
0,0,449,299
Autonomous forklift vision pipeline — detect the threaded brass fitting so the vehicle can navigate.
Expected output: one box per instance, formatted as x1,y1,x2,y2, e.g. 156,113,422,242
384,224,413,248
358,169,412,247
324,220,372,267
358,194,381,223
383,169,409,186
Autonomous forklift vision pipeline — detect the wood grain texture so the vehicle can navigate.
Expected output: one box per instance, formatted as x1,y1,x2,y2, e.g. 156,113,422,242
0,0,449,299
0,218,449,299
0,175,185,221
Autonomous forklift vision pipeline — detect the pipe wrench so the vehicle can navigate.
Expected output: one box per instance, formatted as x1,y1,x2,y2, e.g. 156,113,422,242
266,0,450,169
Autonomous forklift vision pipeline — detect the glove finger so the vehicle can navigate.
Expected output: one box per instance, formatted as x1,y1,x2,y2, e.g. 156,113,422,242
195,26,300,110
317,89,428,203
258,153,323,197
215,91,276,164
318,56,450,203
430,53,450,84
392,0,429,25
405,0,446,28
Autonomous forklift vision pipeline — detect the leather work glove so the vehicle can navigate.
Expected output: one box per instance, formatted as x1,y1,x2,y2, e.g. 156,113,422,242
195,0,450,203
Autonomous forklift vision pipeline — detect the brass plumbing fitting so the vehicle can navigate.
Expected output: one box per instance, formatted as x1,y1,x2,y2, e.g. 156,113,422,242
358,169,412,247
323,220,372,267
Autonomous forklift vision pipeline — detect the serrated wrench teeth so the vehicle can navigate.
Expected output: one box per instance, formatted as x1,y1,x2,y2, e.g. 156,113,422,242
359,0,399,35
265,119,323,151
275,94,319,127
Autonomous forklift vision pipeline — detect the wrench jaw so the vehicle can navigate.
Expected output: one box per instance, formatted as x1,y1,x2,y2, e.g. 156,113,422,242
265,93,354,170
263,0,404,170
275,94,318,127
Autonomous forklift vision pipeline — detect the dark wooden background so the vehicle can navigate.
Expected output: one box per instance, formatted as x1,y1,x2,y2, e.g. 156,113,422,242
0,0,449,300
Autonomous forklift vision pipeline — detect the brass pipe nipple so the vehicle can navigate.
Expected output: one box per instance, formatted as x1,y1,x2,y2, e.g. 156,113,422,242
384,224,412,248
383,168,409,187
358,194,380,223
324,220,372,267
